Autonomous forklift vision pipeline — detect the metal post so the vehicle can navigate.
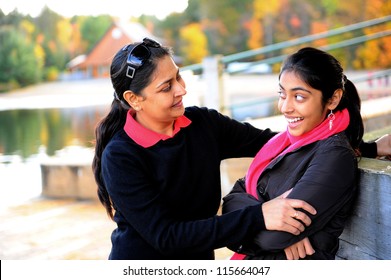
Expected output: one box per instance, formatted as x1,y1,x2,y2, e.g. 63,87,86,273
202,55,229,116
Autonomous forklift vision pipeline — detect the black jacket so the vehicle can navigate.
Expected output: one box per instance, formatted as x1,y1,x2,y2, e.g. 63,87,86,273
222,132,358,259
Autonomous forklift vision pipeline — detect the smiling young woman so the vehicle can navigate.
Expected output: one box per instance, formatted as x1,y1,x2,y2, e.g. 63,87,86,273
222,47,366,260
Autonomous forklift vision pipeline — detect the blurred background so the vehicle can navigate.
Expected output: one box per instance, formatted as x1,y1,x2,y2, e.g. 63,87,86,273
0,0,390,260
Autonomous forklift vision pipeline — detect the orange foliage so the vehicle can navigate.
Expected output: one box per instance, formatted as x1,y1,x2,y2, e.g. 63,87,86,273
179,23,208,64
311,22,329,48
246,17,264,50
253,0,281,19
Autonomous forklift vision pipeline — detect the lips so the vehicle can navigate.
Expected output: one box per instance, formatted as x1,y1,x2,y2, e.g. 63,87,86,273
285,116,304,128
172,100,183,108
286,117,304,123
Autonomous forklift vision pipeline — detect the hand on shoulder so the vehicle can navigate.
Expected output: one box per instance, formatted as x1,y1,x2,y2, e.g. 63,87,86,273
375,133,391,159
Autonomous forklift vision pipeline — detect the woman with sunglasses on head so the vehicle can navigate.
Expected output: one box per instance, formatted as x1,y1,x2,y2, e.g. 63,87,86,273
92,39,390,260
222,47,377,260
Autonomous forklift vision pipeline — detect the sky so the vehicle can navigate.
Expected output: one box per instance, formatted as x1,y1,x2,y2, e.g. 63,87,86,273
1,0,189,20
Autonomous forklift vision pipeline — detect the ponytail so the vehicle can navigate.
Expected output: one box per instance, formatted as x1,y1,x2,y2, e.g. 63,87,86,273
337,78,364,151
92,100,128,219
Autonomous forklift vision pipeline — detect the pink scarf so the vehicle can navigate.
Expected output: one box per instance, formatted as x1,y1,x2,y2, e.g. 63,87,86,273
231,108,350,260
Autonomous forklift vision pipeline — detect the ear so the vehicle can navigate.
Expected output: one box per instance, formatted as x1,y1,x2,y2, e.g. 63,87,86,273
327,89,343,111
123,90,142,111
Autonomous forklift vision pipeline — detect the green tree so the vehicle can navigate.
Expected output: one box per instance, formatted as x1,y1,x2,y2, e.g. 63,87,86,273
78,15,112,52
199,0,253,55
0,27,42,90
158,13,186,51
0,8,25,26
34,7,68,78
34,6,62,39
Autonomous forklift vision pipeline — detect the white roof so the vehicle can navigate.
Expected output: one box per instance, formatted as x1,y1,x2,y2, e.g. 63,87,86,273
115,21,164,44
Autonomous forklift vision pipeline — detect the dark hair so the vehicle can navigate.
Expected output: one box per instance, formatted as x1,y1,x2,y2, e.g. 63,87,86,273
279,47,363,151
92,41,172,219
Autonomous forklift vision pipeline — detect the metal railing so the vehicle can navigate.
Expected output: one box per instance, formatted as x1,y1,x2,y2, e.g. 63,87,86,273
180,16,391,116
227,29,391,74
181,15,391,73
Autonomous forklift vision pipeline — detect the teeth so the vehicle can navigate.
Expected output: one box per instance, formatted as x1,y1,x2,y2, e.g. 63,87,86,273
287,117,303,123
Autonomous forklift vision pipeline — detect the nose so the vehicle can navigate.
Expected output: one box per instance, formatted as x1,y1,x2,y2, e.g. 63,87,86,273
279,96,294,114
174,80,187,97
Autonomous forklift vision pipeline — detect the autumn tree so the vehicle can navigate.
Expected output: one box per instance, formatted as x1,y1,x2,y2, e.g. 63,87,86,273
353,0,391,69
1,0,390,89
253,0,281,47
179,23,208,64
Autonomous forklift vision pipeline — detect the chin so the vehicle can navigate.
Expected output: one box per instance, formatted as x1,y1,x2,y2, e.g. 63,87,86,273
288,129,302,137
173,107,185,116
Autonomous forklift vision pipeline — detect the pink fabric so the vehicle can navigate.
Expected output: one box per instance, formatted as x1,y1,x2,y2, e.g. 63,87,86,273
245,109,349,197
124,110,191,148
230,108,350,260
230,252,247,260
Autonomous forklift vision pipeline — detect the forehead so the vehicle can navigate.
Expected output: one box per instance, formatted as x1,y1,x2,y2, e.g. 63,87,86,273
280,71,311,89
149,56,178,83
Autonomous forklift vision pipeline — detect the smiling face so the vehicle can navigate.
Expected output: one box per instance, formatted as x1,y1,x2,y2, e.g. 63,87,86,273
123,55,187,135
278,70,329,137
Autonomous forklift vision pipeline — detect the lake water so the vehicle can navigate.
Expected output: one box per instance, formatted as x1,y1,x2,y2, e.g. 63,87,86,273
0,107,109,159
0,106,109,208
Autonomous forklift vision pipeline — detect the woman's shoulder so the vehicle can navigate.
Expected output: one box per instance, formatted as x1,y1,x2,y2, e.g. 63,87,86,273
103,130,136,157
185,106,218,118
321,132,351,148
315,132,356,158
185,106,237,127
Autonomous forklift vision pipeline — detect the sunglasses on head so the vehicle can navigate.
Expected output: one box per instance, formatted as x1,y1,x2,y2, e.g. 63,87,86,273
123,37,161,81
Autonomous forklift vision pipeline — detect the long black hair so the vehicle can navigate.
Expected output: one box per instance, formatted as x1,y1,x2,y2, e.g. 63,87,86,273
92,40,172,219
280,47,364,151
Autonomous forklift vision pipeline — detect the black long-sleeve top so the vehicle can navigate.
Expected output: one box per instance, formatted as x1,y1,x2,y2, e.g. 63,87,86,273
101,106,275,259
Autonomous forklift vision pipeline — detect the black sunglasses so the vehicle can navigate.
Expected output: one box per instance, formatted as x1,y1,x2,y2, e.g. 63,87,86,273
123,37,161,81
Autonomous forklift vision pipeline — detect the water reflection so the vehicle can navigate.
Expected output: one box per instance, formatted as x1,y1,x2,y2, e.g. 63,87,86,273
0,106,108,159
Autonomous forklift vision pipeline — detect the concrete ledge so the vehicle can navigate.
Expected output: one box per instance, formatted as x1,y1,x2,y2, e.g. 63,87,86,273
41,164,97,201
40,146,97,201
337,157,391,260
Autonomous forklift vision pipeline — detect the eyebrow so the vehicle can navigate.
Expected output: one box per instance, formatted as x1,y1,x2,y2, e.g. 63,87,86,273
279,83,312,94
156,68,180,89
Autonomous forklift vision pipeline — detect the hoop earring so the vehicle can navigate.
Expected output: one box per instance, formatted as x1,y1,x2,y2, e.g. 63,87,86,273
328,110,335,130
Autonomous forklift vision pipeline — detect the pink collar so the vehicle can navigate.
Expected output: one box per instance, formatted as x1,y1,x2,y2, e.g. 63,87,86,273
124,110,192,148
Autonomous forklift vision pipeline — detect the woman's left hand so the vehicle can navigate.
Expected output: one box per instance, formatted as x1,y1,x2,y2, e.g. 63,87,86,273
376,134,391,159
284,237,315,260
